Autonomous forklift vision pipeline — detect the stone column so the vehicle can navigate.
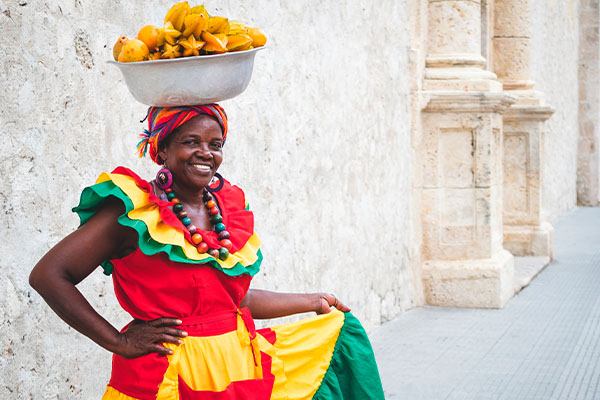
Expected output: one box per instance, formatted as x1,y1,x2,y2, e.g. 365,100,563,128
425,0,499,92
493,0,555,258
420,0,516,308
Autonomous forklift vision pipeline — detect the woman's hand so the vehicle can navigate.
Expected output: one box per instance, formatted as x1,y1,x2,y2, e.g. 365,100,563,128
316,293,351,315
114,318,188,359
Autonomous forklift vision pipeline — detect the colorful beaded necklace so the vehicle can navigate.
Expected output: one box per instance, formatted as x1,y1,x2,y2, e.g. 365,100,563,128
157,169,232,261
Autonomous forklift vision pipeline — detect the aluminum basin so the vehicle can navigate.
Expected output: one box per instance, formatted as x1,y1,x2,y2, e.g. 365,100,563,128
108,47,264,106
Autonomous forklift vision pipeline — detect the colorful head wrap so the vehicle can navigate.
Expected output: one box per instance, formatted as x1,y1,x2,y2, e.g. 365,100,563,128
137,104,228,164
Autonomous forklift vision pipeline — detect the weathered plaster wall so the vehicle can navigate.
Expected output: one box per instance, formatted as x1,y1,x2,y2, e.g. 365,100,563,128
530,0,580,220
577,0,600,205
0,0,414,398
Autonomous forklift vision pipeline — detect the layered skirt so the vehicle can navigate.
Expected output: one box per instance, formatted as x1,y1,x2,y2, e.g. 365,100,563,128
101,310,384,400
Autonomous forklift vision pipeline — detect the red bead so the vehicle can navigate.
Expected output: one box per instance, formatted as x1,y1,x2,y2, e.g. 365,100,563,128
165,188,173,193
209,207,219,215
171,198,180,204
191,233,203,244
197,242,208,253
206,200,216,208
219,239,233,251
208,248,220,258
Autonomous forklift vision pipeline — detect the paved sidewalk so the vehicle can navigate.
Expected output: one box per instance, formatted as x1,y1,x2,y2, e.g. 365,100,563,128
371,207,600,399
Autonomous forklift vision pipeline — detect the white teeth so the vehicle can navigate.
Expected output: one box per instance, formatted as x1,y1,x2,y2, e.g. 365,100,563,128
193,164,211,171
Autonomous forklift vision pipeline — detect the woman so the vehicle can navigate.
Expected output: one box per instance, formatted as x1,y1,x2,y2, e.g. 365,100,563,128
30,104,384,399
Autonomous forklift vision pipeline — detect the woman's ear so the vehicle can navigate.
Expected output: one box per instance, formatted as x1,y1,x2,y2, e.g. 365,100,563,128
157,147,167,166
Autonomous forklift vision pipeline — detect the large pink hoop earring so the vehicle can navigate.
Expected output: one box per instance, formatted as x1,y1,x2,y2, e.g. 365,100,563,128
156,167,173,189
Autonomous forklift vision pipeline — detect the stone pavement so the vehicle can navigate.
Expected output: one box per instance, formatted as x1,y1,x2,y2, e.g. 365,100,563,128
371,207,600,399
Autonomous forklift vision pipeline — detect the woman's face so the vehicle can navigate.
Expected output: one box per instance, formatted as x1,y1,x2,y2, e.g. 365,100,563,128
159,115,224,191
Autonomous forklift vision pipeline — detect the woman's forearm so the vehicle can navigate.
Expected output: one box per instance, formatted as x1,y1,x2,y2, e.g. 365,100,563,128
240,289,321,319
30,269,122,354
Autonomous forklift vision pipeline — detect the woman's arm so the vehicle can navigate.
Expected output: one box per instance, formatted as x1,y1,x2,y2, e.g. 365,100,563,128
240,289,351,319
29,198,186,358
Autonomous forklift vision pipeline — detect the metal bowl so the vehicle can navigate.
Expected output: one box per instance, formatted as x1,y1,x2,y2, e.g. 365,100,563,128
108,47,264,106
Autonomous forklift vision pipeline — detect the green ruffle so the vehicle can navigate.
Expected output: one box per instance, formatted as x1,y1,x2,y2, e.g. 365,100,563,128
313,312,385,400
72,180,262,277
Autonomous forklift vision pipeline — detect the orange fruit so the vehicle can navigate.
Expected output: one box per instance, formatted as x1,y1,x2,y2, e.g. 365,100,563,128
226,34,252,51
201,31,228,53
118,39,150,62
137,25,159,52
112,36,129,61
247,27,267,47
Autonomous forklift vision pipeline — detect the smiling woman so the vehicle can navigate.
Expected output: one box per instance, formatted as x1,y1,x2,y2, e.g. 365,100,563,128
29,104,385,399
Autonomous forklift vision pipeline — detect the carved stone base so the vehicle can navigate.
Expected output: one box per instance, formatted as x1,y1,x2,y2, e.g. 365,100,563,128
422,249,514,308
504,222,554,259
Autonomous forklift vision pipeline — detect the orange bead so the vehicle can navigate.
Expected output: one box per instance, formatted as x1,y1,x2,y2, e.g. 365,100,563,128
206,200,216,208
197,242,208,253
171,198,180,204
192,233,203,244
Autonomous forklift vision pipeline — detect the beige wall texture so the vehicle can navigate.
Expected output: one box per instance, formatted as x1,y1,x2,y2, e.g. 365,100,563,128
0,0,415,397
577,0,600,205
1,0,598,398
530,0,581,220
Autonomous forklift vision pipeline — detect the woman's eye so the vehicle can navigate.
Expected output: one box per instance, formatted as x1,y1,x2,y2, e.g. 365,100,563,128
211,142,223,149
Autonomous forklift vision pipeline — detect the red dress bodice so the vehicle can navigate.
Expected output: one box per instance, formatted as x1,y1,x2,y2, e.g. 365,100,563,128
111,248,252,321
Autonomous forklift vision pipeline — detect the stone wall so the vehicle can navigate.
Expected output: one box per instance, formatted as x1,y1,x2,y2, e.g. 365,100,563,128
578,0,600,205
0,0,415,397
530,0,581,220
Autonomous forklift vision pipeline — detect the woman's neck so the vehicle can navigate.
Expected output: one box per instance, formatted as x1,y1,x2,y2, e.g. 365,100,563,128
170,182,206,208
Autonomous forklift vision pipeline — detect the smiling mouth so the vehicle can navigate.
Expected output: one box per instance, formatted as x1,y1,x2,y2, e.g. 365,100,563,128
191,164,212,172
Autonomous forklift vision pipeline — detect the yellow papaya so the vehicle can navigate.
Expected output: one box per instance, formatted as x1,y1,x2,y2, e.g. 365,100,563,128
118,39,149,62
112,36,129,61
247,27,267,47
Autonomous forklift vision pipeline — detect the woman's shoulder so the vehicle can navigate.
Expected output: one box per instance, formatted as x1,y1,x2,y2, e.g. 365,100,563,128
214,177,249,212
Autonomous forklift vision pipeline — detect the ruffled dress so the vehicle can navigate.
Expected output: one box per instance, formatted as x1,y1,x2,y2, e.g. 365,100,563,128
73,167,384,400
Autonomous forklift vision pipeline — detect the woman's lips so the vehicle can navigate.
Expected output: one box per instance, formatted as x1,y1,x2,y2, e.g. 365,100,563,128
191,163,212,172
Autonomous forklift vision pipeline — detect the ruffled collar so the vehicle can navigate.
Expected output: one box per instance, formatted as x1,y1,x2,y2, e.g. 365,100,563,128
111,166,254,254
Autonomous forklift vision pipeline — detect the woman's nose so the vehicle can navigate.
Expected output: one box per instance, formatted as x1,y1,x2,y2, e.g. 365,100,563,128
195,144,212,159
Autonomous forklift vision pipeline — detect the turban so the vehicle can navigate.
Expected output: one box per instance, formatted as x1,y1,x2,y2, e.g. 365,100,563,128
137,104,228,164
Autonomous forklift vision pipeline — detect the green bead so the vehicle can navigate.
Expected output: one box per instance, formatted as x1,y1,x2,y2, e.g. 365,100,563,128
182,217,192,226
211,214,223,224
215,223,226,232
173,203,184,212
219,247,229,260
167,192,176,200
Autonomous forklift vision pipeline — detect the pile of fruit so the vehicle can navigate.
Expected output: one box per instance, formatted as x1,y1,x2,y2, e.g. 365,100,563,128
113,2,267,62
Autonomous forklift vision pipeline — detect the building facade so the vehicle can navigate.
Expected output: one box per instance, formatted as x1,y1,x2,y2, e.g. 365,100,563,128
0,0,598,397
